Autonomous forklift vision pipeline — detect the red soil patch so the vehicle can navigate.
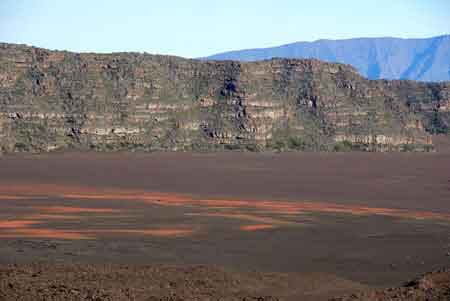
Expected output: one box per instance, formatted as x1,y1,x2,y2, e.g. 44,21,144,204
0,224,193,240
85,228,194,237
0,195,35,200
240,224,276,231
2,183,450,224
26,214,81,220
0,228,92,240
34,206,120,214
186,212,294,226
0,220,41,228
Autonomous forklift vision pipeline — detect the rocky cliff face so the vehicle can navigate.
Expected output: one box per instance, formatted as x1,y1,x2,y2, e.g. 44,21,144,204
0,43,449,153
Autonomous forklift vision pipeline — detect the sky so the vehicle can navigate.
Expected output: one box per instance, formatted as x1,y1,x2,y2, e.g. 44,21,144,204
1,0,449,58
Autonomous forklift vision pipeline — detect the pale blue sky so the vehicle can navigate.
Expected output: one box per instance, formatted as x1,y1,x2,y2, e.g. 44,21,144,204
1,0,449,58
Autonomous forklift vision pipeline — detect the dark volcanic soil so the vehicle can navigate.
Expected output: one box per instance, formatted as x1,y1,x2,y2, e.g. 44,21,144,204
0,152,450,299
333,268,450,301
0,264,449,300
1,151,450,211
0,263,370,301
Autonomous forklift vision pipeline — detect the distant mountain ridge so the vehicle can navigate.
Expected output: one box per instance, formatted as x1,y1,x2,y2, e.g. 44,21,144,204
204,35,450,82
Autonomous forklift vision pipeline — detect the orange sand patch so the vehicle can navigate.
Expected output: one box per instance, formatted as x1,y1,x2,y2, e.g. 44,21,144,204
34,206,121,214
240,224,276,231
0,220,41,228
2,181,449,240
0,228,92,240
26,214,81,220
1,183,450,222
186,212,294,226
0,195,35,200
0,228,192,239
86,228,194,237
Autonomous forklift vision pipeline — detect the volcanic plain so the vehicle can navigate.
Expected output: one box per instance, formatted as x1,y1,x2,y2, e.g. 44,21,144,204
0,151,450,300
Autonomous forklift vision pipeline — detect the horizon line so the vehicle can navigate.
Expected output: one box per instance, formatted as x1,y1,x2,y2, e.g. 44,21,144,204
1,34,449,59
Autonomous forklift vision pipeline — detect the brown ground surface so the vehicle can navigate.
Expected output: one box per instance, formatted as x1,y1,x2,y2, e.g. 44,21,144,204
0,263,371,301
333,268,450,301
1,265,449,301
433,135,450,153
0,151,450,299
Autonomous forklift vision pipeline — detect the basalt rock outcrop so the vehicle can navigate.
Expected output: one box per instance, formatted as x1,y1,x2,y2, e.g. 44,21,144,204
0,43,449,153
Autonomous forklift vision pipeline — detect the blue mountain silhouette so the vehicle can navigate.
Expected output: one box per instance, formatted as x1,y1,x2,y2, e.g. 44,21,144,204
204,35,450,82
